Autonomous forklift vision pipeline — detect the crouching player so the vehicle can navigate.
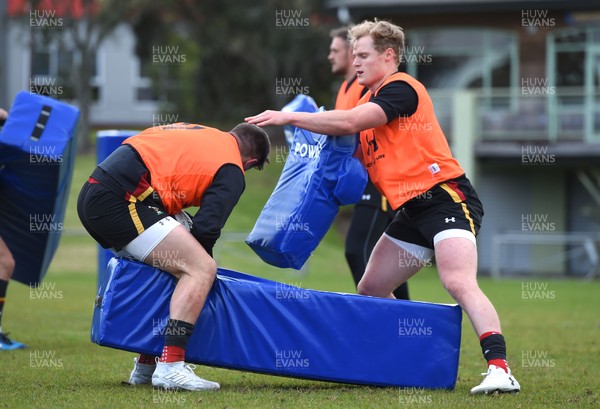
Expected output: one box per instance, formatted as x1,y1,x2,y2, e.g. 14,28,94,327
78,122,270,391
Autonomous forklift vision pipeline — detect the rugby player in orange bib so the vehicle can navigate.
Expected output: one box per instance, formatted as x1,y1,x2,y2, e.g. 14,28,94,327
247,19,520,395
329,26,409,300
78,123,270,391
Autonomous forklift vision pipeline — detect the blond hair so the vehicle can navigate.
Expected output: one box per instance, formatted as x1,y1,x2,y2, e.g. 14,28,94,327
349,20,405,65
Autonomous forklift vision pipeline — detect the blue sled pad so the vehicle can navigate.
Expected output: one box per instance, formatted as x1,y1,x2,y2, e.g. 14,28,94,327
92,258,462,389
0,91,79,285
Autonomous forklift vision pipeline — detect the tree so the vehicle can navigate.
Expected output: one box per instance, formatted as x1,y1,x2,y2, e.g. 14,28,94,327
10,0,144,152
131,0,337,131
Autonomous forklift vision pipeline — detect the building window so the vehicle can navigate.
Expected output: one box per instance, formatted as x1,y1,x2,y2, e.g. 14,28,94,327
133,56,180,105
400,28,518,92
133,58,157,102
29,37,100,101
548,26,600,141
400,28,518,139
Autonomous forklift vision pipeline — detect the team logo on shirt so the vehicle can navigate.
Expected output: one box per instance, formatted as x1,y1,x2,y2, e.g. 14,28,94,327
366,133,379,155
364,132,385,168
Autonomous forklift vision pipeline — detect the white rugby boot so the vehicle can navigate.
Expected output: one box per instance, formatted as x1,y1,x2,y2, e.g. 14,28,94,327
127,356,156,385
470,364,520,394
152,361,220,391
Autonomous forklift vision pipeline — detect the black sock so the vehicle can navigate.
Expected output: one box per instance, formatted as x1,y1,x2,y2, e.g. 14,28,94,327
480,333,507,361
164,319,194,349
480,331,508,369
0,279,8,332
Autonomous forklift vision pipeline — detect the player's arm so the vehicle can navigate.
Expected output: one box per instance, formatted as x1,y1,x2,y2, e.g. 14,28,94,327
189,164,245,256
245,102,388,136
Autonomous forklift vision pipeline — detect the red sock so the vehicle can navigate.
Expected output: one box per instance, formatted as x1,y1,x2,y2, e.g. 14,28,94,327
137,354,158,365
160,345,185,363
488,358,509,373
479,331,501,341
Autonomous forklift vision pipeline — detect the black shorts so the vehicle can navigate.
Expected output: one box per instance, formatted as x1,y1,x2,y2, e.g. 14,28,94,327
385,175,484,249
77,180,169,251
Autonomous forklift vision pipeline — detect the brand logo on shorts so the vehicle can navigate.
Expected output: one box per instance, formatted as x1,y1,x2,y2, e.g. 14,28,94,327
147,205,164,216
445,217,455,223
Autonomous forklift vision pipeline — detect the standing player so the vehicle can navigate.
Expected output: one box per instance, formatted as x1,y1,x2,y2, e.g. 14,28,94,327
328,27,409,300
78,122,270,391
0,238,26,350
0,107,27,351
247,20,520,394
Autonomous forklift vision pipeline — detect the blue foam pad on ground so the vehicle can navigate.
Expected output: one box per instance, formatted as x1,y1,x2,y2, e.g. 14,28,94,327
0,91,79,285
92,258,462,389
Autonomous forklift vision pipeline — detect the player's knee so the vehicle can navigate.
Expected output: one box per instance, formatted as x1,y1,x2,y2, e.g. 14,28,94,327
203,257,217,278
187,256,217,283
0,252,15,279
357,278,379,297
356,282,369,296
441,276,470,299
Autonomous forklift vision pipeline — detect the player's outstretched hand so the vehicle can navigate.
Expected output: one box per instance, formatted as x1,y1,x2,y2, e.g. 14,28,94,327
245,110,290,127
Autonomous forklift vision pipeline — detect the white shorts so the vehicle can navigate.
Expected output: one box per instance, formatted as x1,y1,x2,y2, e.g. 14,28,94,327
384,229,477,262
384,233,434,261
112,216,180,261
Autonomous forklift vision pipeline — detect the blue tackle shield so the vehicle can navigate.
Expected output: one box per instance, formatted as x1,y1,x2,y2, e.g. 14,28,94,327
246,105,367,269
0,91,79,285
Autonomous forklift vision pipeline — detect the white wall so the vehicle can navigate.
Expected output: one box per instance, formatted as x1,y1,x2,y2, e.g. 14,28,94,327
91,24,157,126
4,21,157,127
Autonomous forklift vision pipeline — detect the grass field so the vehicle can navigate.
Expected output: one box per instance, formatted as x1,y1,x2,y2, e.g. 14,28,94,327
2,153,599,409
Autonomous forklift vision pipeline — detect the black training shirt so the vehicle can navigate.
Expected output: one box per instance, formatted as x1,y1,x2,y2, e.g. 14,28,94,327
368,80,419,122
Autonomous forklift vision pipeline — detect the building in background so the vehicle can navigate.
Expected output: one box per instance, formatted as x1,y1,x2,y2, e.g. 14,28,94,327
1,0,598,277
326,0,600,277
0,0,158,127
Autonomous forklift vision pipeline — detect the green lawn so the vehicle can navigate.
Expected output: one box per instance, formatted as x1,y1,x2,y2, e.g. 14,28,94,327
2,153,599,409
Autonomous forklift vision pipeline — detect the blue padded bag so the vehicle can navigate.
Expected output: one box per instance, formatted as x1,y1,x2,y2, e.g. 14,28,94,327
281,94,318,146
92,258,462,389
0,91,79,285
95,130,139,288
246,109,367,269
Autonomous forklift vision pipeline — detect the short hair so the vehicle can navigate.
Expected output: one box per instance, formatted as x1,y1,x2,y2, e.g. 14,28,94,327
348,20,405,66
330,26,352,45
230,123,271,170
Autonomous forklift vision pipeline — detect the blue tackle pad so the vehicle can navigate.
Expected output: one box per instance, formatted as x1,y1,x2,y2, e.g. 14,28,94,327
95,129,139,287
92,258,462,389
246,107,367,270
281,94,318,146
0,91,79,285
